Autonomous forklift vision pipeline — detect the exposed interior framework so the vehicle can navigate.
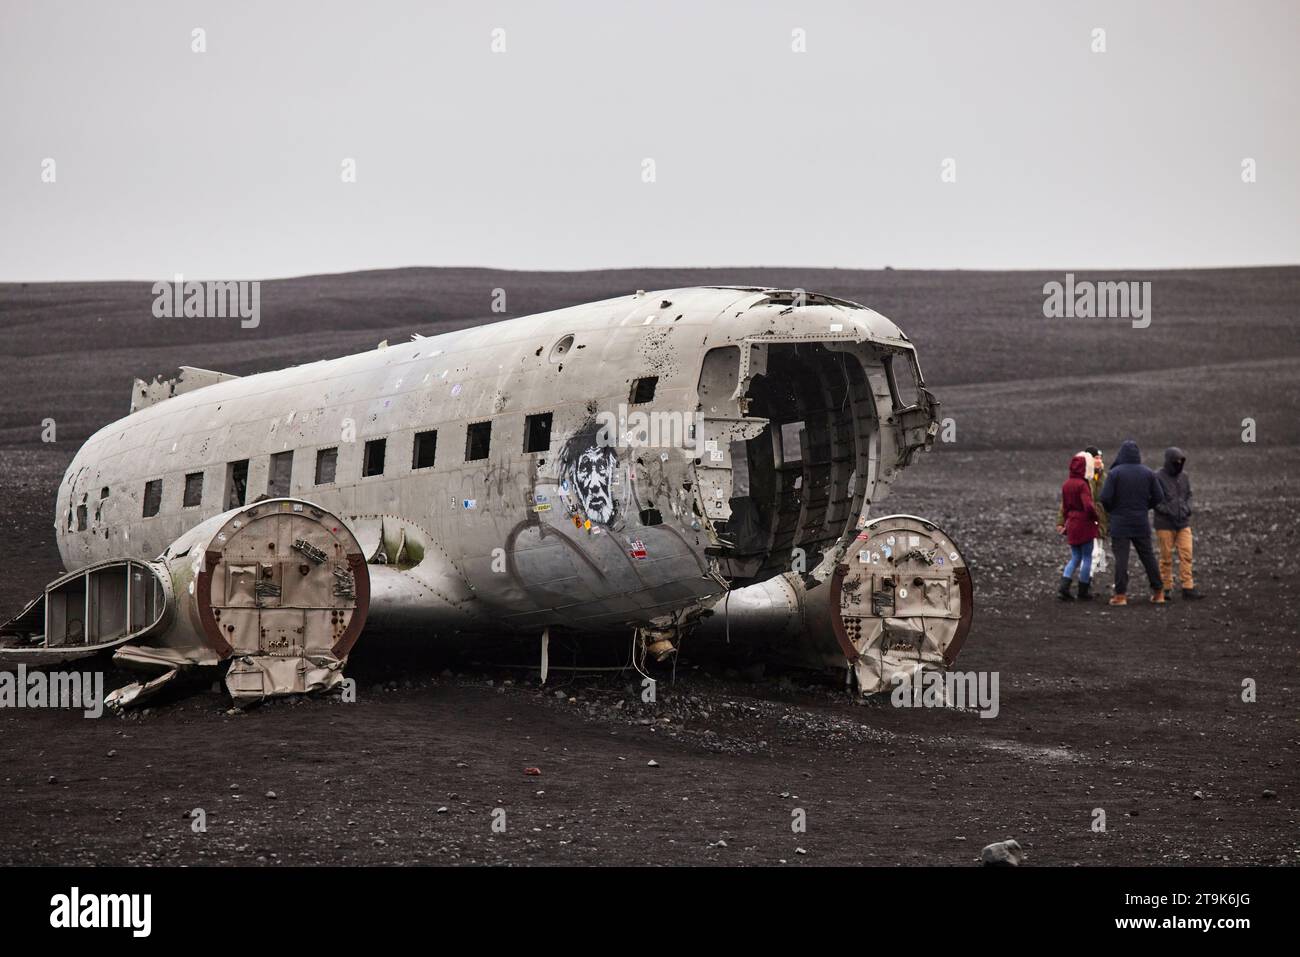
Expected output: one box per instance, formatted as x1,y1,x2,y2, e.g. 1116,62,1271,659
702,342,881,586
0,560,167,661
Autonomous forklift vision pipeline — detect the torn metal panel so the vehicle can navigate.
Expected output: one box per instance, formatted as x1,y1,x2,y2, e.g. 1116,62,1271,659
112,642,220,672
129,366,240,415
225,653,346,703
105,668,179,712
351,517,386,564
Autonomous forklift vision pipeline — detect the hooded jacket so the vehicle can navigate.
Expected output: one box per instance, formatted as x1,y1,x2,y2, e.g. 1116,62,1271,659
1056,449,1109,537
1098,439,1165,538
1061,454,1100,546
1153,446,1192,531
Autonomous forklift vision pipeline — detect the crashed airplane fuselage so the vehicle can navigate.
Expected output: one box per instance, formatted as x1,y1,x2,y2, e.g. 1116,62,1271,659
6,286,952,701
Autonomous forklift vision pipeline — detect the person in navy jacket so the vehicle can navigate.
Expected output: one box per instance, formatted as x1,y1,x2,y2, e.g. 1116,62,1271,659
1098,439,1167,605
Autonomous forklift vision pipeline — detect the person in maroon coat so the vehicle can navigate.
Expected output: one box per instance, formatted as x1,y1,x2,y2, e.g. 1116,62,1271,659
1057,453,1101,600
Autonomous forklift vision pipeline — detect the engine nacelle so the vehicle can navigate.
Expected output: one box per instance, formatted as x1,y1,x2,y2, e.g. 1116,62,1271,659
1,498,369,706
691,514,973,694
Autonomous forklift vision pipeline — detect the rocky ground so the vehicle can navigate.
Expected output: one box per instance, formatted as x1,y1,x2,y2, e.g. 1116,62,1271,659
1,267,1297,865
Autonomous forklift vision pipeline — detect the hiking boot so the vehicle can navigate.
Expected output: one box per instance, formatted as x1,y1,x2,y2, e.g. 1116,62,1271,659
1077,581,1093,601
1057,577,1074,601
1150,589,1166,604
1181,587,1205,601
1108,593,1128,606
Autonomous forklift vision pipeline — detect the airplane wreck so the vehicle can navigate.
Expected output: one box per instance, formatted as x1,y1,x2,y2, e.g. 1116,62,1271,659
0,287,971,706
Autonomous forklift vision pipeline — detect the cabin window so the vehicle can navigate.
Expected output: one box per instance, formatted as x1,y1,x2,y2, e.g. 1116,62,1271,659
630,376,658,404
362,438,386,477
142,479,163,517
465,421,492,461
884,353,922,410
412,430,437,469
523,412,552,453
315,447,338,485
182,472,204,507
268,451,294,497
76,504,88,531
226,459,248,509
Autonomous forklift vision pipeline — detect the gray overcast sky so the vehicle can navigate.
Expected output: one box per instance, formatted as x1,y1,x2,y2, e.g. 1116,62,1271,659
1,0,1296,280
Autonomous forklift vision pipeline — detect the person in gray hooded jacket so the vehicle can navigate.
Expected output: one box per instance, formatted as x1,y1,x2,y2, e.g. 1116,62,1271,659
1154,446,1203,600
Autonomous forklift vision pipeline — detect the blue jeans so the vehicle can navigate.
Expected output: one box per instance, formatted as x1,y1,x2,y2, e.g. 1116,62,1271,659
1063,543,1092,583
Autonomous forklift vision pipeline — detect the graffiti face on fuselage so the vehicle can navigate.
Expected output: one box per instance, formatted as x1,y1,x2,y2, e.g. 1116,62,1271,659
571,445,617,525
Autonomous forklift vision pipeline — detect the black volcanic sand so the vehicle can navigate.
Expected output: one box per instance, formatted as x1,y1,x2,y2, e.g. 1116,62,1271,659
0,267,1297,866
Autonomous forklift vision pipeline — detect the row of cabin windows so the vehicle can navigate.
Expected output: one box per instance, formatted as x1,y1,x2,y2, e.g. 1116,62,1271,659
89,378,662,525
134,412,557,518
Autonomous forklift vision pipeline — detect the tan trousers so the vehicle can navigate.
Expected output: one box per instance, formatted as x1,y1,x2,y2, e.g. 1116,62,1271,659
1156,527,1194,591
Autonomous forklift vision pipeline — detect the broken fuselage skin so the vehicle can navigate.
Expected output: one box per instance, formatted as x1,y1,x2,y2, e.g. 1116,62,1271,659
55,287,939,653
